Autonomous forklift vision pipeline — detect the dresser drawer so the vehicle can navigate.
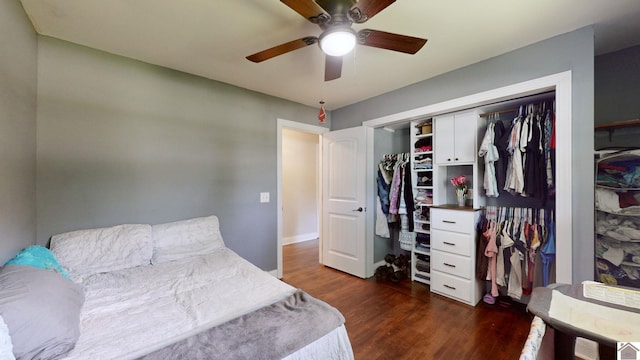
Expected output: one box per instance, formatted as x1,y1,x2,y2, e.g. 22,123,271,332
430,209,475,233
431,228,472,256
431,270,472,303
431,250,472,279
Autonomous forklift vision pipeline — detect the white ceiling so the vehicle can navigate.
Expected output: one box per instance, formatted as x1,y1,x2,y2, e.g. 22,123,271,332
19,0,640,110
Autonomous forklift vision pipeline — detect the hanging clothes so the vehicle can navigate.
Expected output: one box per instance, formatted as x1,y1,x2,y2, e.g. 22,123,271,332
479,206,555,301
478,121,500,197
523,106,546,201
540,217,556,286
476,214,490,282
376,153,415,237
504,109,525,194
388,159,404,216
483,221,499,297
377,169,391,216
403,160,415,232
477,99,556,302
493,121,509,192
375,197,390,238
487,100,555,204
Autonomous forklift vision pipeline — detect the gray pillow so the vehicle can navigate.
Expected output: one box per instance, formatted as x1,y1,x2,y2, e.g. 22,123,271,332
0,265,85,360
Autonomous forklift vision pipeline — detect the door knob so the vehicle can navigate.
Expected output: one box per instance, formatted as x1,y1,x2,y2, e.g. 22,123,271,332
352,207,364,212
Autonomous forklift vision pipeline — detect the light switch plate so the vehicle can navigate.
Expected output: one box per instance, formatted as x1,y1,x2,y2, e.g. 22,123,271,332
260,192,270,203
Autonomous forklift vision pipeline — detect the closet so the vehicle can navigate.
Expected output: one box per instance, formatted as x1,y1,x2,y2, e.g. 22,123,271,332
373,127,412,271
475,93,557,305
405,93,558,306
364,79,572,303
595,149,640,290
594,121,640,290
365,73,574,295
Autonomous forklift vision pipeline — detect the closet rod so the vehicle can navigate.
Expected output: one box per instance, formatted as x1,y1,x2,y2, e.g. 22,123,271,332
478,90,556,118
595,118,640,131
478,108,517,118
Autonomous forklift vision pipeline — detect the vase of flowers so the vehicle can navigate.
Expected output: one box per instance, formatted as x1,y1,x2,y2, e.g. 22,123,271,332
450,175,467,207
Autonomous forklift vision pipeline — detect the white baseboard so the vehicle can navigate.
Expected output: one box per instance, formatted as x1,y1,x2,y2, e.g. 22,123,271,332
283,232,318,245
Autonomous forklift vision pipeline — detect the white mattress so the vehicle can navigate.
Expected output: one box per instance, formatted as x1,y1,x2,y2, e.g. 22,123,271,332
62,248,300,360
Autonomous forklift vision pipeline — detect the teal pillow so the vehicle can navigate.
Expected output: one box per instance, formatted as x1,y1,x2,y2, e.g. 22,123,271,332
4,245,71,280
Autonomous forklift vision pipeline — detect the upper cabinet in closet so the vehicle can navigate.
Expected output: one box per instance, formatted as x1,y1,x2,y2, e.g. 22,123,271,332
434,111,482,165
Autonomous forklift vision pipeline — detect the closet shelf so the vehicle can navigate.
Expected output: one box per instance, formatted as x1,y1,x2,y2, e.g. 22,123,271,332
595,118,640,141
414,247,430,256
595,208,640,217
595,184,640,191
415,133,433,139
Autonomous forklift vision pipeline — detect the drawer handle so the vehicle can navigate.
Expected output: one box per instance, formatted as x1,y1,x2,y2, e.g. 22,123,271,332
444,263,456,268
443,220,456,224
443,241,456,246
444,284,456,290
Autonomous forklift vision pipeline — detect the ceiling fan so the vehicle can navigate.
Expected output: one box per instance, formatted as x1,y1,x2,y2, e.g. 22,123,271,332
246,0,428,81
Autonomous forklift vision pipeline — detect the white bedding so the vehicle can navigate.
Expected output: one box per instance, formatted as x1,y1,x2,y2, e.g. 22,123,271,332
284,325,353,360
61,248,304,360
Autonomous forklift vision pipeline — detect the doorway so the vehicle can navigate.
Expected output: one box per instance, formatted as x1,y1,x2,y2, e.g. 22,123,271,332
276,119,328,278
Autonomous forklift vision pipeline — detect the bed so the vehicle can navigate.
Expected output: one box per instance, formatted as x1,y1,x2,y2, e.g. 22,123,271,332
0,215,354,360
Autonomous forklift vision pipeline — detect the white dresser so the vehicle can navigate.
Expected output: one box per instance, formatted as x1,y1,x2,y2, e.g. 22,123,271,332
429,207,482,306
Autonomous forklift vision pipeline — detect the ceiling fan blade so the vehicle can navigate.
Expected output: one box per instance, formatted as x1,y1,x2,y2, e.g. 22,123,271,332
280,0,328,23
350,0,395,23
357,29,427,54
325,55,343,81
246,37,318,63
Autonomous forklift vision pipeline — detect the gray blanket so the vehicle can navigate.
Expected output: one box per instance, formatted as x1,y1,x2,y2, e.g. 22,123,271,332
138,290,346,360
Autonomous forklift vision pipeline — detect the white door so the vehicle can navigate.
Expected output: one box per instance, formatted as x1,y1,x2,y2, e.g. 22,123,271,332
322,126,367,278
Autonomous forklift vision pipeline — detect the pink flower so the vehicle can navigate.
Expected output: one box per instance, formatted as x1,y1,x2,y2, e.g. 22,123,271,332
450,175,466,189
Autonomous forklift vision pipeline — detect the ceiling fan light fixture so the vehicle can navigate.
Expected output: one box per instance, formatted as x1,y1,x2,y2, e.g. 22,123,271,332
320,27,356,56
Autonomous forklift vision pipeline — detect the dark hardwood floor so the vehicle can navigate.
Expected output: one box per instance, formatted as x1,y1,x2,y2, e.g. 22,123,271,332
281,239,534,360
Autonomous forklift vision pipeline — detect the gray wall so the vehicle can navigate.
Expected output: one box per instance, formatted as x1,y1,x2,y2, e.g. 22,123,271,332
595,44,640,124
36,37,327,271
594,44,640,149
0,0,37,263
332,27,596,283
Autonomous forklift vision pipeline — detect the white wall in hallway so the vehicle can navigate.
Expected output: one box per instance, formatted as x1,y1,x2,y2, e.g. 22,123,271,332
282,128,319,244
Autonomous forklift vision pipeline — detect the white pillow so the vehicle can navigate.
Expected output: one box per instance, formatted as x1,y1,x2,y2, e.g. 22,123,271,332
50,224,153,280
151,215,225,264
0,314,15,360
